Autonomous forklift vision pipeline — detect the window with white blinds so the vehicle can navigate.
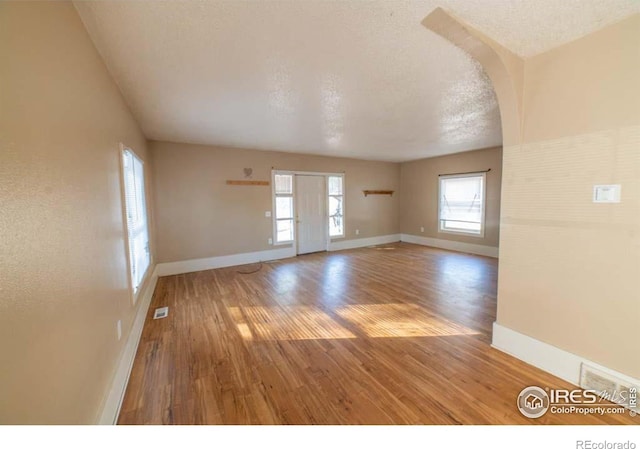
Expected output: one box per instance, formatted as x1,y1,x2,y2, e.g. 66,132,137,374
438,173,486,236
122,148,150,295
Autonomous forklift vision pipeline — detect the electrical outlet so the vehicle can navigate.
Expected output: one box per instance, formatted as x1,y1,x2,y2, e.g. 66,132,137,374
265,211,271,217
355,229,360,235
420,226,424,233
268,237,273,245
117,320,122,341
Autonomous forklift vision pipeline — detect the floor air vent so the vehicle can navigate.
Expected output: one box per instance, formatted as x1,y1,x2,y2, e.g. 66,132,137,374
580,363,638,411
153,306,169,320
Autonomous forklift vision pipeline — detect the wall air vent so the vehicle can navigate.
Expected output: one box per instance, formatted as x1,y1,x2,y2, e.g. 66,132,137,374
153,306,169,320
580,363,638,412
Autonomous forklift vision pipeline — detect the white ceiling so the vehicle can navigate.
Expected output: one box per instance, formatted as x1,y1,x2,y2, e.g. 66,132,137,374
74,1,639,162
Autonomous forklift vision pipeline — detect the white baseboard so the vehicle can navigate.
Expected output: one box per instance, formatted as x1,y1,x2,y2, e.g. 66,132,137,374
97,265,159,424
492,322,640,388
155,246,297,277
157,235,403,276
328,234,401,252
400,233,499,258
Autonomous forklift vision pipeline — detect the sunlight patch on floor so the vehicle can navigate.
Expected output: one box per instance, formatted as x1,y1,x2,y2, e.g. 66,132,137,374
335,303,480,338
228,305,356,341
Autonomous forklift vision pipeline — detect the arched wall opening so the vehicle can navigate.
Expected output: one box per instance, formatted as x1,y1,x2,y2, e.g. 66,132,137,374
422,6,523,348
421,8,640,384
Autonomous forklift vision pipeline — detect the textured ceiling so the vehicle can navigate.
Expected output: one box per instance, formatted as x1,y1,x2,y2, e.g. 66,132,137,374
74,1,639,162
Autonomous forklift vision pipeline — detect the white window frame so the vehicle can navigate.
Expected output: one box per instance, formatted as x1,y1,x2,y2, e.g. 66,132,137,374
271,170,346,246
272,172,296,245
119,143,151,304
327,174,345,239
438,172,486,238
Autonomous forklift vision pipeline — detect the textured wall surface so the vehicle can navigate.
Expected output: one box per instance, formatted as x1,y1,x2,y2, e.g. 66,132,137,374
400,147,502,248
0,2,154,423
497,15,640,378
151,141,400,263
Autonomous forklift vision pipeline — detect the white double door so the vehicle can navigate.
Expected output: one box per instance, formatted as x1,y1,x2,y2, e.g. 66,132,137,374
295,175,327,255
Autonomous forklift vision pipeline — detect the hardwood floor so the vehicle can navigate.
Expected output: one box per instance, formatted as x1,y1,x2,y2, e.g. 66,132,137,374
118,243,636,424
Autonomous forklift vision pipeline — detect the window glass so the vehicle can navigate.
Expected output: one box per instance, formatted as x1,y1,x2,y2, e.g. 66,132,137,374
328,176,344,237
439,174,484,235
122,149,150,295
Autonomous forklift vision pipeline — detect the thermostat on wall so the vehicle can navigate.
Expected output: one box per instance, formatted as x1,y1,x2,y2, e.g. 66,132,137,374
593,184,621,203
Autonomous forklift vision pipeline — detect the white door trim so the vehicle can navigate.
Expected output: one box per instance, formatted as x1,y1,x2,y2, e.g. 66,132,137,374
271,169,345,251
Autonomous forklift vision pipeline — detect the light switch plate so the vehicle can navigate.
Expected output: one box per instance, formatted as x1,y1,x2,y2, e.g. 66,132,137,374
265,211,272,217
593,185,621,203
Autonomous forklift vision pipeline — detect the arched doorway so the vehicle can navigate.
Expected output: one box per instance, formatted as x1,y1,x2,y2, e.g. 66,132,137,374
422,7,524,347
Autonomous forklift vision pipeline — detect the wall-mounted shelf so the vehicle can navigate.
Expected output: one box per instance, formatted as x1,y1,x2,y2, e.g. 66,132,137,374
363,190,394,197
226,180,270,186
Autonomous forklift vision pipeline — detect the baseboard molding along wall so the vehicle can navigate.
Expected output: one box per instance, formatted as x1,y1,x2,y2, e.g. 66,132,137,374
492,322,640,389
97,265,159,424
156,234,405,277
400,233,499,258
155,246,297,277
328,234,401,251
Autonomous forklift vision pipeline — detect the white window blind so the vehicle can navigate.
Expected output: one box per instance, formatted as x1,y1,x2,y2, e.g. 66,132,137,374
439,173,485,236
274,174,294,243
327,175,344,237
122,149,150,294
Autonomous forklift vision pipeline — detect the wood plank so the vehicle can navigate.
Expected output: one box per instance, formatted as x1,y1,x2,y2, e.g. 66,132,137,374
118,243,637,425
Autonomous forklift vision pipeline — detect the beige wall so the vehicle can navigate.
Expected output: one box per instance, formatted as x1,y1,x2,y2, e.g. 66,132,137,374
2,2,636,428
152,141,400,263
0,2,154,423
400,147,502,248
497,15,640,378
